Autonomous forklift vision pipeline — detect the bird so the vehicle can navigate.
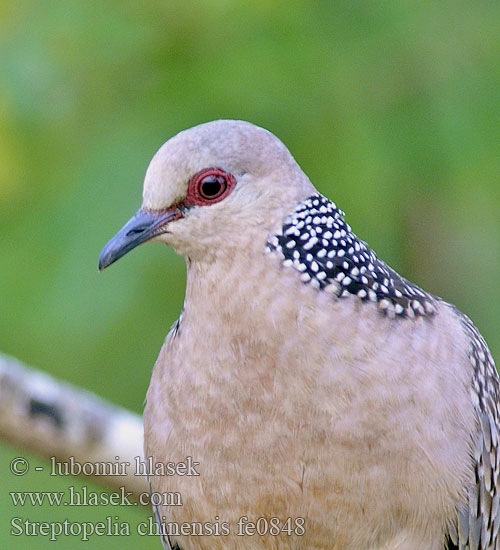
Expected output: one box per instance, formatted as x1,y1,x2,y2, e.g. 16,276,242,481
99,120,500,550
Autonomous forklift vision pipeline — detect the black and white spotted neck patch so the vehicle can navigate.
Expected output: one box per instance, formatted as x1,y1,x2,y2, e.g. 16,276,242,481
266,194,436,319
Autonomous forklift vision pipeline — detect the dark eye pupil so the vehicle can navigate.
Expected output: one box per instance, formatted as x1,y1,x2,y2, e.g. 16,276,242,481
200,175,226,198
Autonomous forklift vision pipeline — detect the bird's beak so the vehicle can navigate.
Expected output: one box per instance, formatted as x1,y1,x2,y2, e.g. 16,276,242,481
99,207,182,271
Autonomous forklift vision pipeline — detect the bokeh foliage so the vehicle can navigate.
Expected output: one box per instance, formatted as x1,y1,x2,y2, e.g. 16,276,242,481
1,1,499,547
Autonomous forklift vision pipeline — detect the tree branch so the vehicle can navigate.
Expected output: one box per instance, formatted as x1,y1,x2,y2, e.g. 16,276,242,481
0,353,148,496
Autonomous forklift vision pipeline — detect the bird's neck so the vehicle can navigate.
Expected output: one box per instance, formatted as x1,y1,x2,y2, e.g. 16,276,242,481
184,232,275,331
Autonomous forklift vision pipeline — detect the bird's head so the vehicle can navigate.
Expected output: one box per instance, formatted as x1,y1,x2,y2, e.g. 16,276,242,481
99,120,314,268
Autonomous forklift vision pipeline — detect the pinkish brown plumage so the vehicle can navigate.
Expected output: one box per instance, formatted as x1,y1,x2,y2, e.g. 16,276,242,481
100,120,500,550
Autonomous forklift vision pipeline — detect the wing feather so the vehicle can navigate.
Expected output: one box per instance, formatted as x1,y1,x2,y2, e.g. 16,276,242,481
448,311,500,549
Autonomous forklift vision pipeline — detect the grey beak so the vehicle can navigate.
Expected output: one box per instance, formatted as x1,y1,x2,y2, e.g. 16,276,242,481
98,207,182,271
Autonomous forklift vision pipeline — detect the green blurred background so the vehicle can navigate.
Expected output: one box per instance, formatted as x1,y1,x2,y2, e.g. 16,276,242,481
1,1,499,547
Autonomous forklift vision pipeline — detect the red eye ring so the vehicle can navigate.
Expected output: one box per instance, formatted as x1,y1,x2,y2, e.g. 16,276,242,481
186,168,236,206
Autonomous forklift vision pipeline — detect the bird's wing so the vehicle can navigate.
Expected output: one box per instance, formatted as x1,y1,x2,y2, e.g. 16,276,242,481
446,311,500,550
148,313,185,550
151,485,181,550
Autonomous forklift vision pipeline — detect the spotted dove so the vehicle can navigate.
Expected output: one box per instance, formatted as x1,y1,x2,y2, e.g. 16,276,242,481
99,120,500,550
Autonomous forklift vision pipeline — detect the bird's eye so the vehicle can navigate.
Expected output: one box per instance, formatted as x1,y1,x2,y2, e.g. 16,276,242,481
199,174,227,199
186,168,236,206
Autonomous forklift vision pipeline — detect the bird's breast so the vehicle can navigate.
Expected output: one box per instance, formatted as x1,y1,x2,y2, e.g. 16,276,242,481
144,255,475,550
